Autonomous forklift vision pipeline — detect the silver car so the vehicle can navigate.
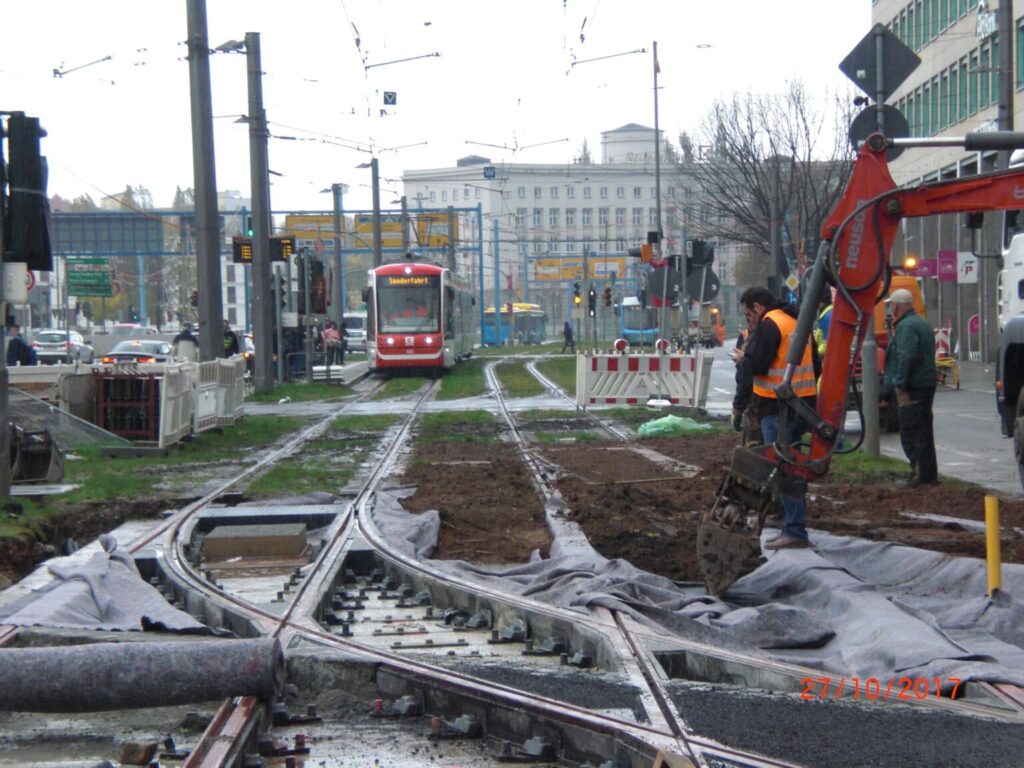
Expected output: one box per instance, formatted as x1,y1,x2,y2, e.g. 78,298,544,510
32,330,94,364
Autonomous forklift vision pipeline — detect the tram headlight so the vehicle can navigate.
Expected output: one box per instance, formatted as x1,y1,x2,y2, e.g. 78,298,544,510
385,337,395,346
424,336,433,345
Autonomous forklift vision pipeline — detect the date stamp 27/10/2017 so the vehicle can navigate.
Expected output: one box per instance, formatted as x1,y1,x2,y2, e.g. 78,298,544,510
800,676,962,702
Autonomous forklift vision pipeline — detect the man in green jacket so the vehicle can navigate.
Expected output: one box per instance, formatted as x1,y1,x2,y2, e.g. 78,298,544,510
881,288,938,485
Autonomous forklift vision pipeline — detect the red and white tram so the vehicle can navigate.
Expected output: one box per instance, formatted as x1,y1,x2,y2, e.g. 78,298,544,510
364,261,476,373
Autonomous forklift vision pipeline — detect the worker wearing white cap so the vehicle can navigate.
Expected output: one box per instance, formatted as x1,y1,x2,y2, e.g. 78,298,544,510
881,288,938,486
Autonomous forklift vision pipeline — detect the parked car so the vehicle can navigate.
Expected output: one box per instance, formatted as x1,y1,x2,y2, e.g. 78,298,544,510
101,339,173,364
343,312,367,352
32,330,95,364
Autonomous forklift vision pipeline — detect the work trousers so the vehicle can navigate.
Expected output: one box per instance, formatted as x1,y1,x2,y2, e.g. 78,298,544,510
898,386,938,484
760,412,808,542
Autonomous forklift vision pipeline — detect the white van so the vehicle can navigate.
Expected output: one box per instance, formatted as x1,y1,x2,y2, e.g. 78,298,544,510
343,312,367,352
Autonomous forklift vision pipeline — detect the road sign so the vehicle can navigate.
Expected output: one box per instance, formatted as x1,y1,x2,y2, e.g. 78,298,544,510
383,91,397,105
483,166,496,179
839,23,920,99
785,274,800,291
66,257,113,297
685,268,721,302
849,104,909,159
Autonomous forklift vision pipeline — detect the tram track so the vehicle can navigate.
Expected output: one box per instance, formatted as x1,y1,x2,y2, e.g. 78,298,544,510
8,357,1024,767
161,358,1024,765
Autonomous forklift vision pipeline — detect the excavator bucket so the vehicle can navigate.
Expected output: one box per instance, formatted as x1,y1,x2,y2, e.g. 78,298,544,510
10,425,64,484
697,447,782,596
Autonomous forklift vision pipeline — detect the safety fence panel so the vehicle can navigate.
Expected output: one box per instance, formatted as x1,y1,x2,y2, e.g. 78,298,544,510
576,351,714,408
216,355,246,427
158,363,196,449
193,360,221,435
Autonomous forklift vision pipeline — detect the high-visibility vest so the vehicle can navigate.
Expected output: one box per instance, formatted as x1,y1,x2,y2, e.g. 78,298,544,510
813,304,832,356
752,309,817,399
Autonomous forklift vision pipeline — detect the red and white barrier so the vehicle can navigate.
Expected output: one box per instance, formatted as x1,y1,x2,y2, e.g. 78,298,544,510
576,350,714,408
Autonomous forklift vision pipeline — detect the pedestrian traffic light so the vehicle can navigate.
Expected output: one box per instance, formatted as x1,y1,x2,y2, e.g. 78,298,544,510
573,282,582,306
246,215,254,237
603,285,612,307
588,286,597,317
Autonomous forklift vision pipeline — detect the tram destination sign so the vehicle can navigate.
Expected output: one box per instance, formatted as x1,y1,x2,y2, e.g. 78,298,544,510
66,256,113,297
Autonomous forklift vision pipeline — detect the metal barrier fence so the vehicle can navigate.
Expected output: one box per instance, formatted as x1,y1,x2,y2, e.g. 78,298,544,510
576,350,714,409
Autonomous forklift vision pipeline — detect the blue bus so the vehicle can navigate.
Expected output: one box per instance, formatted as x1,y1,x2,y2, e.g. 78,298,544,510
482,303,548,346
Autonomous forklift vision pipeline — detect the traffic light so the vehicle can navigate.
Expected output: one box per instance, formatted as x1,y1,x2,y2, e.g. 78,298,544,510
603,286,612,307
246,215,254,237
588,286,597,317
572,281,582,306
627,244,654,263
688,240,715,273
275,272,288,310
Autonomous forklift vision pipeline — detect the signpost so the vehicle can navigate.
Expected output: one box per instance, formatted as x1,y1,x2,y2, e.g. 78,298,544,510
66,257,113,297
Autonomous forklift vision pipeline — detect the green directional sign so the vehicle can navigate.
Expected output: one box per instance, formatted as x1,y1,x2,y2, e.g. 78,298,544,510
66,256,113,297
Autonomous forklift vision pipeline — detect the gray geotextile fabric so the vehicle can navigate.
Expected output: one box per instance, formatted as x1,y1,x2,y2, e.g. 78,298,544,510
371,490,1024,685
0,534,211,633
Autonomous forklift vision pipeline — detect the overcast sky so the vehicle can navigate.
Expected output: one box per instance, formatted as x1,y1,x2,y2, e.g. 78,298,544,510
4,1,870,212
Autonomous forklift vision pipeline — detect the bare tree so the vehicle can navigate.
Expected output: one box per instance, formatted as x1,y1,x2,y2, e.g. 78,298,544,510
676,81,854,290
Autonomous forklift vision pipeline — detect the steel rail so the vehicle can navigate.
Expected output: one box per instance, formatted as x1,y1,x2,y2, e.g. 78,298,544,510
161,359,1023,767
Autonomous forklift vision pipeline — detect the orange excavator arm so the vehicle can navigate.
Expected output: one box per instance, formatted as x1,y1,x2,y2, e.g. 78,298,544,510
697,131,1024,595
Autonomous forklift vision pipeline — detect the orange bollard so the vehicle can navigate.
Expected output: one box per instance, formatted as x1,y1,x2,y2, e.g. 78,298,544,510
985,495,1002,596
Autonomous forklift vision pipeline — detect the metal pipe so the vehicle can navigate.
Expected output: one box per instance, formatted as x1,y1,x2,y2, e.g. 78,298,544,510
0,638,284,712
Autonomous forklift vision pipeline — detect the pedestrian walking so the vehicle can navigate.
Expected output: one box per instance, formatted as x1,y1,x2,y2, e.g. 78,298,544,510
560,321,576,354
735,286,819,550
222,320,240,358
322,321,343,366
881,288,938,486
5,324,36,367
171,323,199,362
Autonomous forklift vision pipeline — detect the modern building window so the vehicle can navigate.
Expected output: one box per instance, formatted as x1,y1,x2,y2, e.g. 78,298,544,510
227,265,237,282
939,72,948,131
429,191,436,202
632,207,642,226
633,186,642,199
616,186,625,199
582,208,592,226
969,51,979,114
565,208,576,227
566,237,576,253
475,188,481,199
980,47,991,110
534,186,543,198
517,186,526,199
649,208,658,227
550,186,559,199
227,286,237,303
666,211,676,228
533,208,542,227
599,207,609,226
516,208,527,228
228,307,237,325
615,238,625,251
615,207,625,226
599,186,608,198
583,186,592,198
518,240,528,257
582,241,591,255
566,186,575,198
533,239,544,254
441,190,448,202
549,208,560,228
667,186,676,198
650,187,657,198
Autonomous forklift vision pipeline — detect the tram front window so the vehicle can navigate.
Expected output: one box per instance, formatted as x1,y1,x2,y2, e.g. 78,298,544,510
378,285,441,334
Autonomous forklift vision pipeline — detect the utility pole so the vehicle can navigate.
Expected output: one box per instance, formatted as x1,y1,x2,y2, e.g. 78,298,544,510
185,0,225,361
447,206,457,271
330,183,345,321
370,157,383,267
245,31,274,394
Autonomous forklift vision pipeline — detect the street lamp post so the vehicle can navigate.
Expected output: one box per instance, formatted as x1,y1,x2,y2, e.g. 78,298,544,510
330,184,346,321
